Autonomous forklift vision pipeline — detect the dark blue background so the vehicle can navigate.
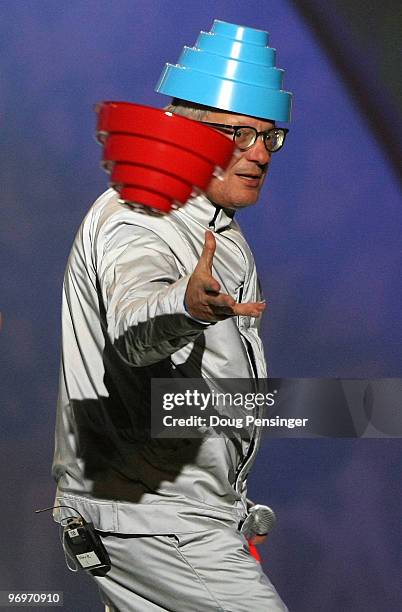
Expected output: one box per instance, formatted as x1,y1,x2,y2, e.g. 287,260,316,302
1,1,401,610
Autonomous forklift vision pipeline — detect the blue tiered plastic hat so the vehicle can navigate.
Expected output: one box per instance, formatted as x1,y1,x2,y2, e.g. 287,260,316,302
155,19,292,122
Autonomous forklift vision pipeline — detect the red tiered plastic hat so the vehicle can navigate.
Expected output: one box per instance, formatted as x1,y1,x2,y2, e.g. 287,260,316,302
95,102,235,214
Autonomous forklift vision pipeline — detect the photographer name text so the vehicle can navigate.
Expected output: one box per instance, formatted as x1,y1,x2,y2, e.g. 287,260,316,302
162,415,308,429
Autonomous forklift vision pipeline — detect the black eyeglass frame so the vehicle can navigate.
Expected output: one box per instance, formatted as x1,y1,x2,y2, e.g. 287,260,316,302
199,121,289,152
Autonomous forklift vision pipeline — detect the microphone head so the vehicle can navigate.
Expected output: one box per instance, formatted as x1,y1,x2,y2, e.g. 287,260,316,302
241,504,277,539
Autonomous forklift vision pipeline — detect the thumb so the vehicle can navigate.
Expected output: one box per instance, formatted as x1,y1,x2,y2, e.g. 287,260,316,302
198,230,216,273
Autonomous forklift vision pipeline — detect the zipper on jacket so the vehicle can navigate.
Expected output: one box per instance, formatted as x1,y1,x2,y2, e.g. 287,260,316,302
243,336,258,381
237,283,244,329
236,283,258,380
234,316,263,493
220,230,264,493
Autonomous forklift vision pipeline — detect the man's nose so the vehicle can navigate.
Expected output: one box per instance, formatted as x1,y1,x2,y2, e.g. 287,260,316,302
245,136,271,165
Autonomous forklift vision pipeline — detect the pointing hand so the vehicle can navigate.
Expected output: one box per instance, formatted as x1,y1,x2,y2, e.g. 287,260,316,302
184,230,266,323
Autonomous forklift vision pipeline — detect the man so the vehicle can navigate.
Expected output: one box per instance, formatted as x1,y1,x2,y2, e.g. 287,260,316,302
53,19,291,611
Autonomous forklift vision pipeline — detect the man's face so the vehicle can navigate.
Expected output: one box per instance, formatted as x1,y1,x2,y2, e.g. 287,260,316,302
204,111,274,210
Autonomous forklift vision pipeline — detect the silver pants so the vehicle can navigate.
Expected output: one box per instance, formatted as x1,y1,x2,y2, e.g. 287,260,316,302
93,524,288,612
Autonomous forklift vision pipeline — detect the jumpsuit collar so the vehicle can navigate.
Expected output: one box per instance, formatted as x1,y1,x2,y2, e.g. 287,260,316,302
176,193,235,233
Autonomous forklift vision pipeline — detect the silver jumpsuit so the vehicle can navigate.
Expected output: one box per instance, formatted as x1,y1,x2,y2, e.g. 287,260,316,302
53,189,287,611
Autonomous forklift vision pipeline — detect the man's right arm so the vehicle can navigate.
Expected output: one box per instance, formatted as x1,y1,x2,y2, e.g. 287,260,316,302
98,222,208,367
98,224,264,368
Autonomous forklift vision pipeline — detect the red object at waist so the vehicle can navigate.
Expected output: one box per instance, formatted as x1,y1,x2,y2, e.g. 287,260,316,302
248,541,261,563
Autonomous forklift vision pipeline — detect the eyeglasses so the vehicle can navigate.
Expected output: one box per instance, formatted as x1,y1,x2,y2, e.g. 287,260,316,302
199,122,289,153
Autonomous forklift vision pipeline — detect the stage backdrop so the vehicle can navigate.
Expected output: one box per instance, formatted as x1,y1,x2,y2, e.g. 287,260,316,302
1,1,401,611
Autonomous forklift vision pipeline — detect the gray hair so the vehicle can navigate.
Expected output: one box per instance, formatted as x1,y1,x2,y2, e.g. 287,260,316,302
164,98,214,120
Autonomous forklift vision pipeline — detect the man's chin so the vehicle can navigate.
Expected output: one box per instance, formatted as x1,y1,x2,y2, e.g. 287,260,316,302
223,198,259,211
205,183,261,209
230,190,261,209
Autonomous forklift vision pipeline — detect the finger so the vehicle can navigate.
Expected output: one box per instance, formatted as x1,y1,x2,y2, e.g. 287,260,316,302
200,272,221,294
205,295,266,318
204,281,221,294
192,295,235,321
232,301,266,317
198,230,216,273
205,292,237,312
206,294,265,312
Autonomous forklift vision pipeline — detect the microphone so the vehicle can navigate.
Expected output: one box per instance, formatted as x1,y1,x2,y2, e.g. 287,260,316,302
241,504,277,539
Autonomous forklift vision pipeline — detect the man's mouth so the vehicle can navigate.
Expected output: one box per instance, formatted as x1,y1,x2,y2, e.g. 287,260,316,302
236,173,262,186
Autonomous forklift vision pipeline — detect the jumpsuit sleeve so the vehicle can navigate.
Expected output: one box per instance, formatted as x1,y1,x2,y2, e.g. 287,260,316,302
97,221,209,367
